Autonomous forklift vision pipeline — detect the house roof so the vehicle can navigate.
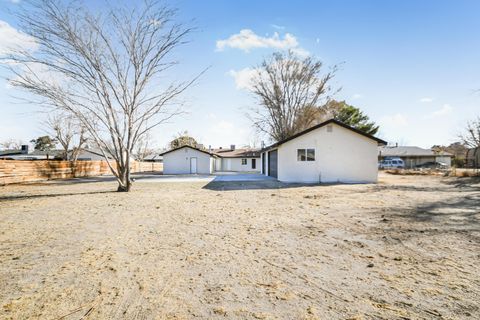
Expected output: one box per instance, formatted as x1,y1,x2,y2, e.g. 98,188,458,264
160,145,217,157
212,148,261,158
0,149,22,156
262,119,387,151
379,146,453,157
143,153,163,161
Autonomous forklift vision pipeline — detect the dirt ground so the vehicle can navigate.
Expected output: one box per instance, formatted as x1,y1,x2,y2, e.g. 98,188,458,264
0,173,479,319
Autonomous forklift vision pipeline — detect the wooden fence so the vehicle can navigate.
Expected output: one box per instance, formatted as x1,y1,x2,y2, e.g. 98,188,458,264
0,160,163,186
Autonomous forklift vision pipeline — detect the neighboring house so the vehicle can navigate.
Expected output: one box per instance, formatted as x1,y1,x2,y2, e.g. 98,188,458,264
260,119,387,183
142,153,163,162
212,145,261,172
160,146,217,174
75,148,114,161
0,145,119,162
378,146,453,168
0,145,29,159
0,145,64,160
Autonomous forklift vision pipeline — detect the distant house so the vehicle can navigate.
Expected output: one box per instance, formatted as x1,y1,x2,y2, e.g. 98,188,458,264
160,146,217,174
0,145,63,160
0,145,118,161
379,146,453,168
0,145,30,159
260,119,387,183
142,153,163,162
212,145,261,172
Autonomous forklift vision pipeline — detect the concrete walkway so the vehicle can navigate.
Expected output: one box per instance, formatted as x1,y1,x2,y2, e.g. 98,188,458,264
45,172,274,184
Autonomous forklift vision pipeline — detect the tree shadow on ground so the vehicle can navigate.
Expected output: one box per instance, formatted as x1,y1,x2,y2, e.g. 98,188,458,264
440,176,480,191
373,191,480,242
0,190,114,202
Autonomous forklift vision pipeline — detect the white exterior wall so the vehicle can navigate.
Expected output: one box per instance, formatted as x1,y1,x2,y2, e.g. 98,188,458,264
277,123,379,183
163,147,213,174
435,156,452,167
220,157,260,172
214,158,222,171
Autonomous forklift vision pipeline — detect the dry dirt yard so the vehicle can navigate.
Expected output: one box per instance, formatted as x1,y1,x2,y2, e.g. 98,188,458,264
0,173,479,319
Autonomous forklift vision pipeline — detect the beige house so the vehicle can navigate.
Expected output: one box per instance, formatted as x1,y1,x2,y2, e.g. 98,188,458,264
378,146,453,168
260,119,387,183
212,146,261,172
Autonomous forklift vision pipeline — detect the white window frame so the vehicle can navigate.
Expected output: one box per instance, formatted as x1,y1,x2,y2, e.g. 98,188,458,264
297,148,315,162
241,158,247,165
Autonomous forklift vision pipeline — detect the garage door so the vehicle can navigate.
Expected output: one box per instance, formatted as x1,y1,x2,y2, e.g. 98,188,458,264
268,150,278,178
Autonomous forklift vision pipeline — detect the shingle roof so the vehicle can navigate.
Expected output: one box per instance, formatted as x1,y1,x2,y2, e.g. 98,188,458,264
379,146,453,157
0,150,22,156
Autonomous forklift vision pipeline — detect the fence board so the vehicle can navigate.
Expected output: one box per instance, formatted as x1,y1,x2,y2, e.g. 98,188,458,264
0,160,163,185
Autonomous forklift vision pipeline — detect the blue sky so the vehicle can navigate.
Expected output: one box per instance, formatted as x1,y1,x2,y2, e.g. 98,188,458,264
1,0,479,149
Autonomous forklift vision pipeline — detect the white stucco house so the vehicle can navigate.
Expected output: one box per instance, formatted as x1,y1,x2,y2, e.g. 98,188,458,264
213,146,261,172
260,119,387,183
160,146,217,175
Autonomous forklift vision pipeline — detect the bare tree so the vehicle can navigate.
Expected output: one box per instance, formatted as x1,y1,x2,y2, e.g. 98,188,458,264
248,51,337,142
0,139,23,150
45,112,87,161
134,131,155,161
461,117,480,148
4,0,200,191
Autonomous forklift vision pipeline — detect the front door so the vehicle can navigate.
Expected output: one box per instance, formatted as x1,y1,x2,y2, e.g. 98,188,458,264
251,158,256,169
190,157,197,174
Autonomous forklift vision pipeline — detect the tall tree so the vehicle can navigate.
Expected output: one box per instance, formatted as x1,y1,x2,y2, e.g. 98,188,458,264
4,0,200,191
169,131,200,149
45,112,87,161
248,51,337,142
329,100,379,135
294,100,379,135
30,135,56,151
460,117,480,148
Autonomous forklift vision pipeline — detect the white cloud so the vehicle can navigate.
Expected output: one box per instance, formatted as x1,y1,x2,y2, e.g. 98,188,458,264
352,93,363,99
271,24,285,30
216,29,308,56
0,20,37,56
228,67,259,90
290,47,310,58
419,97,433,103
430,104,452,117
379,113,408,127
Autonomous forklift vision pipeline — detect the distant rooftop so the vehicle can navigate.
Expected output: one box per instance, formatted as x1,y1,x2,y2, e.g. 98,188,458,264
212,147,261,158
379,146,453,157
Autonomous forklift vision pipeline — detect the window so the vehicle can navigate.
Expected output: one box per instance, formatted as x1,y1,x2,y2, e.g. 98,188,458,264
297,149,315,161
297,149,306,161
306,149,315,161
241,158,247,165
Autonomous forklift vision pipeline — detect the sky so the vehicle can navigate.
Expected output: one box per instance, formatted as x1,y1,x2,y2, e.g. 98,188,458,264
0,0,479,150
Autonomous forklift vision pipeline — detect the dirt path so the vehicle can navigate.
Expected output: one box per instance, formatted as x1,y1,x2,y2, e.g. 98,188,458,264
0,173,479,319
